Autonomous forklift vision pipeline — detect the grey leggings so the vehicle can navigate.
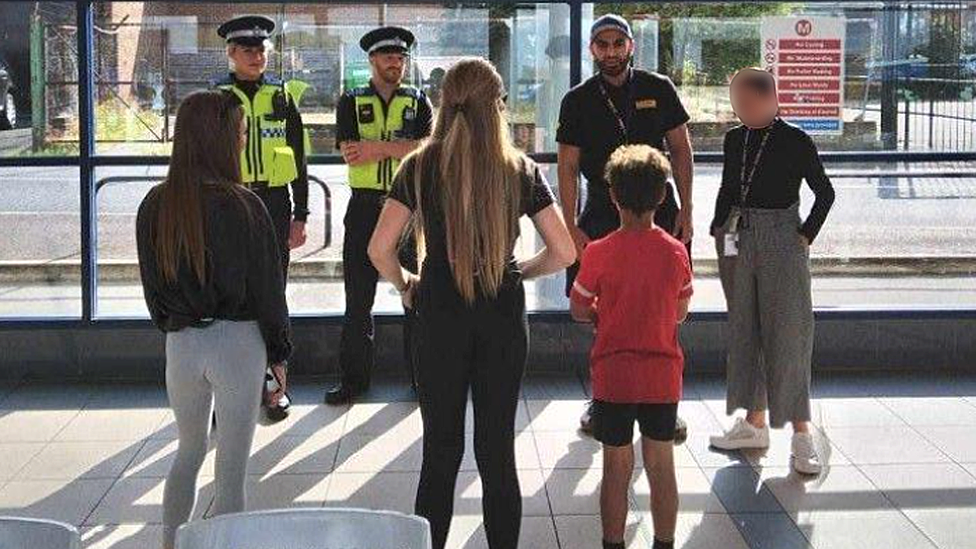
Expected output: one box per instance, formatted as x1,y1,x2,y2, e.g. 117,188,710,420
162,320,266,548
716,204,814,428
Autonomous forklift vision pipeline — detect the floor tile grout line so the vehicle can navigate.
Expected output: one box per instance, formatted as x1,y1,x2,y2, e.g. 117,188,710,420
0,439,49,490
871,394,976,547
844,457,945,549
328,403,352,474
523,391,566,549
876,397,971,467
2,382,91,486
689,413,815,549
79,436,153,528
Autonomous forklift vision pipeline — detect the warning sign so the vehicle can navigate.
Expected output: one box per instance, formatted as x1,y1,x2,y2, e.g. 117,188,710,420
762,17,846,135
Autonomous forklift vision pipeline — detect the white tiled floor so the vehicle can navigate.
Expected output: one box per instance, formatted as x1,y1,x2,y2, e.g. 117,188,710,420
0,374,974,549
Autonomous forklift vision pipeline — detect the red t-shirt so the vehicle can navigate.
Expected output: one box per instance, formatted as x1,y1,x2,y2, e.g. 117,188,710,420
571,227,693,404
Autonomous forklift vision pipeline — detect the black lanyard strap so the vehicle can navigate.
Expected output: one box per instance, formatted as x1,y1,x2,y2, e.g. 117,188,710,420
597,69,634,144
738,125,773,204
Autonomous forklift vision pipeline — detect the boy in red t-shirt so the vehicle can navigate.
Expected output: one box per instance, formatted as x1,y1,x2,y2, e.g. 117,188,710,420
570,144,693,549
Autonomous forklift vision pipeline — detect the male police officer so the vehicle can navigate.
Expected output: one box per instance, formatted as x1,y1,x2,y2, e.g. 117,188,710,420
215,15,310,280
557,15,694,439
326,27,433,405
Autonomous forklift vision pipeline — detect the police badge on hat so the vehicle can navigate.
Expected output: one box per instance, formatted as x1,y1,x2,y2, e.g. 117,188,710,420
360,26,416,55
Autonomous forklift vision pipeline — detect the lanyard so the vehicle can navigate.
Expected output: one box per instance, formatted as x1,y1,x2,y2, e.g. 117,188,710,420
738,125,773,204
597,69,634,144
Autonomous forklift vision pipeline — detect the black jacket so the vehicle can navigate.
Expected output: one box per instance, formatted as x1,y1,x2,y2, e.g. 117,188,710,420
136,183,293,364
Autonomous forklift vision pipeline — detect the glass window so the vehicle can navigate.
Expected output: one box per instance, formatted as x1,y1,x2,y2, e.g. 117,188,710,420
0,2,79,157
4,1,975,321
585,2,976,152
92,2,572,155
94,164,333,317
0,166,81,317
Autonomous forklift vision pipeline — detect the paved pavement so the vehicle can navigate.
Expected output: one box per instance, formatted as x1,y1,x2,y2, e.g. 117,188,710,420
1,373,975,549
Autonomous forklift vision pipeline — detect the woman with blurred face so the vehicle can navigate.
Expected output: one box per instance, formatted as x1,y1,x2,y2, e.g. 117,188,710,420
708,68,836,476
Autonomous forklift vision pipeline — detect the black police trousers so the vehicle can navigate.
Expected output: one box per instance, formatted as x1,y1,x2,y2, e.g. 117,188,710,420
251,186,292,280
414,271,528,549
338,189,418,389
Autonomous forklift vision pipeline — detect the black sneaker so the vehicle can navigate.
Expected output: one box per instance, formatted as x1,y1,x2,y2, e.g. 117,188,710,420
325,383,366,405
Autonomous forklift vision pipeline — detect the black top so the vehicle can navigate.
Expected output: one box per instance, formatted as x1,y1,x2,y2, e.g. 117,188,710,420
136,184,293,365
335,83,434,148
556,69,690,217
388,151,554,279
711,118,836,243
224,74,310,222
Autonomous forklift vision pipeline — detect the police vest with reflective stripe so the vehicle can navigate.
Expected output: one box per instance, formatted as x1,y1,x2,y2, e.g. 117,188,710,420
216,79,301,188
349,85,422,191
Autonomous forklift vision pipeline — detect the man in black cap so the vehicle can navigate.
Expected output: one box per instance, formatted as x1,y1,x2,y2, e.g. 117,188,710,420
213,15,310,421
326,26,433,405
557,14,694,438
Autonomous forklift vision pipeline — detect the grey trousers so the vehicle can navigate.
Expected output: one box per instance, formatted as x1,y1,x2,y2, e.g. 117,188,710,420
716,203,814,428
162,320,266,548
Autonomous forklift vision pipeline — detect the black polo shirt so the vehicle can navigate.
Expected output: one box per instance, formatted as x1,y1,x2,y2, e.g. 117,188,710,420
335,82,434,148
557,69,689,236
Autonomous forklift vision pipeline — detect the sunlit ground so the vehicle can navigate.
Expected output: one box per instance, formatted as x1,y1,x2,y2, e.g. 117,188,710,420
1,372,975,548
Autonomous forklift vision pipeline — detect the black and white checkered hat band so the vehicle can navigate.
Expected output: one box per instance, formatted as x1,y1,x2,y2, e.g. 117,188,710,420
369,38,409,53
226,29,270,41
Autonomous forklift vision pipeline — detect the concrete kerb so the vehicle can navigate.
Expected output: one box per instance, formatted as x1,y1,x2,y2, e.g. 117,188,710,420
1,256,974,284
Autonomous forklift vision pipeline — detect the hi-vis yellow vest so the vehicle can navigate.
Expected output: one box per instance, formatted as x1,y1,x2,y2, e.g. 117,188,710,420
217,78,307,188
349,85,422,191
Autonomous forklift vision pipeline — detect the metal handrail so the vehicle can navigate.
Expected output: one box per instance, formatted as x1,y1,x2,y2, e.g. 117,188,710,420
94,174,333,250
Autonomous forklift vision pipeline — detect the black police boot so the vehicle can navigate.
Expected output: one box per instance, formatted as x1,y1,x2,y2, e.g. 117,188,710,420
325,382,366,405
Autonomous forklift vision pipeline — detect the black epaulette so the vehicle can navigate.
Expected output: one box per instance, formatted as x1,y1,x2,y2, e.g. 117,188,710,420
396,86,422,99
211,73,236,88
350,86,377,98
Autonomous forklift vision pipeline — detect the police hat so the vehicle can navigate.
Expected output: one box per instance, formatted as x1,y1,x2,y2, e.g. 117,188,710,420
218,15,275,47
360,26,415,55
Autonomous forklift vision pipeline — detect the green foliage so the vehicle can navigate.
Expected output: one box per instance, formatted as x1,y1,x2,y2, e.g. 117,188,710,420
595,3,797,75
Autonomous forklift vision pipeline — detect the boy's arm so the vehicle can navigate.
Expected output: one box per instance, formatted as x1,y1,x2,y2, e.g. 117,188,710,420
676,296,690,323
676,249,694,323
569,246,599,323
570,291,597,323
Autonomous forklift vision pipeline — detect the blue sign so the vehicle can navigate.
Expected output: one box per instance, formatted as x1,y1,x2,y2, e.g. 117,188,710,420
793,119,842,133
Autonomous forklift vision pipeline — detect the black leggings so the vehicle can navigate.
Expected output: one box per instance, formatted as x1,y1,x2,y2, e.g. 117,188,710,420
414,274,528,549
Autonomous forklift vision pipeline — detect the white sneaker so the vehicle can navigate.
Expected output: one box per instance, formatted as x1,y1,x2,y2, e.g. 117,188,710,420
709,418,770,450
579,401,594,434
791,432,822,475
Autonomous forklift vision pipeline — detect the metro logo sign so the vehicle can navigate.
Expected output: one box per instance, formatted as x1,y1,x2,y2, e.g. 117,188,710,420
762,16,846,135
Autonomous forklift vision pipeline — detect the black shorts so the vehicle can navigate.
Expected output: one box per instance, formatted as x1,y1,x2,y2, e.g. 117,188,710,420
591,400,679,446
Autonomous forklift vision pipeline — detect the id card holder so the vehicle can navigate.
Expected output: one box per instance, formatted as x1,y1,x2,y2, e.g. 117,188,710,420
727,211,741,233
724,232,739,257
